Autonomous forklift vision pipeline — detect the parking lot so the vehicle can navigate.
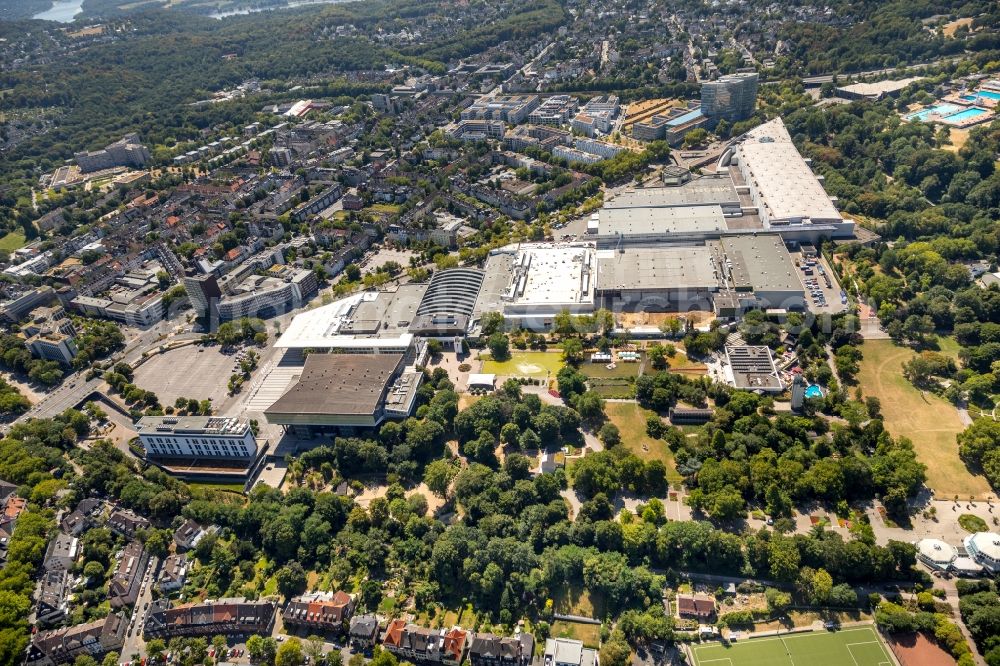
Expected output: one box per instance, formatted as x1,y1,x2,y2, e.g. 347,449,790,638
133,344,248,407
790,250,848,315
359,246,418,276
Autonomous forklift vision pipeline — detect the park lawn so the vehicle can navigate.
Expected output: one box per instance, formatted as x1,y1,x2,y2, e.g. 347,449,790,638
442,603,477,628
0,230,27,252
690,625,892,666
665,353,708,374
188,481,245,493
378,595,398,613
552,585,604,618
605,402,683,485
549,621,602,649
482,351,565,378
858,339,991,498
934,335,962,362
588,378,635,399
367,203,403,214
458,394,483,410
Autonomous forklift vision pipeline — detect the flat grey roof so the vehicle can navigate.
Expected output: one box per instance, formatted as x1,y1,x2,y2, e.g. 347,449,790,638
340,284,427,336
726,345,782,391
473,251,518,321
265,353,402,416
598,205,727,236
605,176,739,209
720,234,801,292
596,246,720,291
836,77,922,96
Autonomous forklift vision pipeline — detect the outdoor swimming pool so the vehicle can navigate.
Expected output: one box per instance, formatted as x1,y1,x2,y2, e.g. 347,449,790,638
962,90,1000,102
945,107,989,123
805,384,824,399
905,103,960,121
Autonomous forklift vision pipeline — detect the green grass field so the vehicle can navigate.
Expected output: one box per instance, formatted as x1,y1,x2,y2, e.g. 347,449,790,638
482,351,564,377
550,620,601,648
691,626,892,666
0,230,27,252
605,402,683,485
857,339,991,497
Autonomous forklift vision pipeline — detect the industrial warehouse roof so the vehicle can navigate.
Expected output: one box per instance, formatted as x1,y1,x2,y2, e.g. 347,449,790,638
416,268,485,318
735,118,842,224
598,205,728,237
275,288,424,349
604,176,739,209
836,77,922,99
595,246,719,291
720,234,801,293
265,353,403,416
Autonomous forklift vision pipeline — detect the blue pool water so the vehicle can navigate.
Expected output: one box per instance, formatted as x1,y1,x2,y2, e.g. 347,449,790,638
945,108,989,123
905,104,960,121
804,385,823,399
962,90,1000,102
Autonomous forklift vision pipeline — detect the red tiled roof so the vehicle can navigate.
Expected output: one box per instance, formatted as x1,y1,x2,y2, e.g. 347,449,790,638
4,497,26,520
677,595,715,617
442,628,467,661
383,619,407,648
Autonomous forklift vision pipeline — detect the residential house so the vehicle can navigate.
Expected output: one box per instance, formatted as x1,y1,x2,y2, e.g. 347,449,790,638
383,621,469,665
440,628,469,666
25,613,127,666
159,553,189,593
349,614,380,650
143,598,277,639
60,510,89,536
34,530,79,624
543,638,597,666
468,633,534,666
0,495,27,547
173,520,216,551
60,498,104,536
107,509,150,539
42,532,80,573
109,541,148,608
35,569,71,626
675,594,716,620
282,590,356,633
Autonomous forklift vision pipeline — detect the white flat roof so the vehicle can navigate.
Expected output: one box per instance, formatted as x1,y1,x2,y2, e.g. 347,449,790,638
837,77,922,96
510,245,595,306
737,118,842,224
275,292,412,349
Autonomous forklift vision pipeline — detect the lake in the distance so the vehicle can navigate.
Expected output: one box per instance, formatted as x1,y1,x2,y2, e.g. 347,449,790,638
32,0,85,22
31,0,341,22
210,0,345,19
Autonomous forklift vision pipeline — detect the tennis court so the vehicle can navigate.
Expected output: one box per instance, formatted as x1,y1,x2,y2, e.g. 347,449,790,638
691,626,894,666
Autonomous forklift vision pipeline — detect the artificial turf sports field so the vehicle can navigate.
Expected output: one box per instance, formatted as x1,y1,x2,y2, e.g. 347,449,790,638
690,626,894,666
